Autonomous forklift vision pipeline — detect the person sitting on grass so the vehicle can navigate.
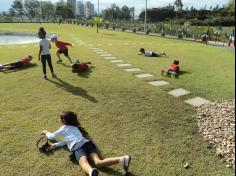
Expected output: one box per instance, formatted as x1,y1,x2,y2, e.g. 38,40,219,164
72,60,92,74
0,55,33,71
41,111,131,176
161,60,180,78
138,48,166,57
50,35,73,65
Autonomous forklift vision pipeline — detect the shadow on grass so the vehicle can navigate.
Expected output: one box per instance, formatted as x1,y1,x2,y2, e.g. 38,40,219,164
0,63,38,74
57,62,72,68
77,66,95,78
179,70,191,76
48,77,98,103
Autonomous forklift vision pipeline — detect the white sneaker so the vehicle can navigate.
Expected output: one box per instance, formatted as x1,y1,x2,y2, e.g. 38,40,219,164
120,155,131,175
89,168,99,176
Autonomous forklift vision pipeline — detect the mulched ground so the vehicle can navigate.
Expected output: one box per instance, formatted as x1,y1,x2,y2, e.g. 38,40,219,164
197,99,235,169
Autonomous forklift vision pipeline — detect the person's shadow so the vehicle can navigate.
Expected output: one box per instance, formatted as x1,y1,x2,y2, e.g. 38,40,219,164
47,77,98,103
179,70,191,76
0,63,38,74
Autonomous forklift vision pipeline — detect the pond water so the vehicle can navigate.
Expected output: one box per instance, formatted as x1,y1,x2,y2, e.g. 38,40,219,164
0,35,39,45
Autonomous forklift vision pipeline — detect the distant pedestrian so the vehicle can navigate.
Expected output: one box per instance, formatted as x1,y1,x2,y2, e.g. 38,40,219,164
228,29,235,47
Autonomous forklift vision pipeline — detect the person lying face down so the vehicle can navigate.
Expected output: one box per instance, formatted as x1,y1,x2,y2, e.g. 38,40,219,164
0,55,33,71
72,60,92,74
138,48,166,57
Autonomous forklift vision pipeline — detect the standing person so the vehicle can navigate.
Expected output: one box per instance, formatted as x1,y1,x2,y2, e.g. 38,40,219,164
38,28,56,80
228,29,235,47
41,111,131,176
50,35,73,65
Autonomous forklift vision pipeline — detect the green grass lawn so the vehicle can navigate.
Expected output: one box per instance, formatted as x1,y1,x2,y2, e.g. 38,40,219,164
0,23,235,176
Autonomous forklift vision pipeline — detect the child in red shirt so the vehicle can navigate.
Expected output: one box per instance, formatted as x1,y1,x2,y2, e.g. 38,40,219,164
0,55,33,71
161,60,180,78
51,35,73,65
72,60,92,74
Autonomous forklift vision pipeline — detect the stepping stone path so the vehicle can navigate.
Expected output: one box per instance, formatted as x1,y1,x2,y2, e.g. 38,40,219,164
97,52,107,54
135,73,154,78
168,88,190,97
83,41,211,108
104,57,117,60
111,60,124,63
125,68,141,72
101,54,113,57
185,97,210,107
148,80,170,87
117,64,132,67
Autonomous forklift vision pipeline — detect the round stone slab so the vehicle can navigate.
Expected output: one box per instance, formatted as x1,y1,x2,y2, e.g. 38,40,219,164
184,97,210,107
168,88,190,97
148,80,170,86
125,68,142,72
135,73,154,78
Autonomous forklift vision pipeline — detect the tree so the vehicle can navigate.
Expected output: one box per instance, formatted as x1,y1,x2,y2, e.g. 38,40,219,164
174,0,183,11
42,1,55,20
55,3,74,19
11,0,24,22
24,0,40,22
91,17,103,34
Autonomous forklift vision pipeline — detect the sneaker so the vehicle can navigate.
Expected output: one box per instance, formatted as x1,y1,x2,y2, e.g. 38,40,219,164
57,60,62,64
0,64,3,70
89,168,99,176
43,75,47,80
120,155,131,175
52,74,57,78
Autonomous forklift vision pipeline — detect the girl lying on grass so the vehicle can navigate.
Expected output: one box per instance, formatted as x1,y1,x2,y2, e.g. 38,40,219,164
72,60,92,74
138,48,166,57
41,111,131,176
0,55,33,71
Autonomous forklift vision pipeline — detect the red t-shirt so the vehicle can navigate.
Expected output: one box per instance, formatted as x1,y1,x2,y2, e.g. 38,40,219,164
168,64,179,72
20,56,31,66
55,41,71,50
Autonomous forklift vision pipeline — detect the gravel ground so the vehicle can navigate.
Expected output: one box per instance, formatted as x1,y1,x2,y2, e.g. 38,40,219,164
197,99,235,169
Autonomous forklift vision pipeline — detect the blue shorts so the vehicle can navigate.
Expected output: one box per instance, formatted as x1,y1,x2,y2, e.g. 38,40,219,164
74,141,97,161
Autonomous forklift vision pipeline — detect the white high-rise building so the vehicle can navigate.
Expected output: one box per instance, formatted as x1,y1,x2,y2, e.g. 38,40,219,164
77,1,85,17
85,1,94,19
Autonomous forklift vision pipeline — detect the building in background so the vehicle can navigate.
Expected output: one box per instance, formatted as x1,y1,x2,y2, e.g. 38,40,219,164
85,1,94,19
77,1,85,18
130,7,135,21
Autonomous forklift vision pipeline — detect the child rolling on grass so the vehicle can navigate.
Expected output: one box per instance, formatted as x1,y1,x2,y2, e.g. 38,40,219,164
161,60,180,78
139,48,166,57
50,35,73,65
38,28,56,80
41,111,131,176
0,55,32,71
72,60,92,74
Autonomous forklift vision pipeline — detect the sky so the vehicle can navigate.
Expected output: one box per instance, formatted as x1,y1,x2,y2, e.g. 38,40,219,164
0,0,229,15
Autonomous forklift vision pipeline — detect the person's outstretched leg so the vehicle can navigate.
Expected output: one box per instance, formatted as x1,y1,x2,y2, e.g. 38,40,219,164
56,51,62,63
90,153,131,174
79,156,99,176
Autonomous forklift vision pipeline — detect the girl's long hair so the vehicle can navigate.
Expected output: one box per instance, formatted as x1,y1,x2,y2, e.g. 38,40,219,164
60,111,89,138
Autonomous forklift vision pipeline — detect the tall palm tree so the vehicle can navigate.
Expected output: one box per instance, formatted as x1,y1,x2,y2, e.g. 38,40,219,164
91,17,103,34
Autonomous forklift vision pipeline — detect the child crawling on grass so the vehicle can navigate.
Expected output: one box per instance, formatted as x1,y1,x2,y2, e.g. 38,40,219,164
161,60,180,78
138,48,166,57
0,55,33,71
72,60,92,74
41,111,131,176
